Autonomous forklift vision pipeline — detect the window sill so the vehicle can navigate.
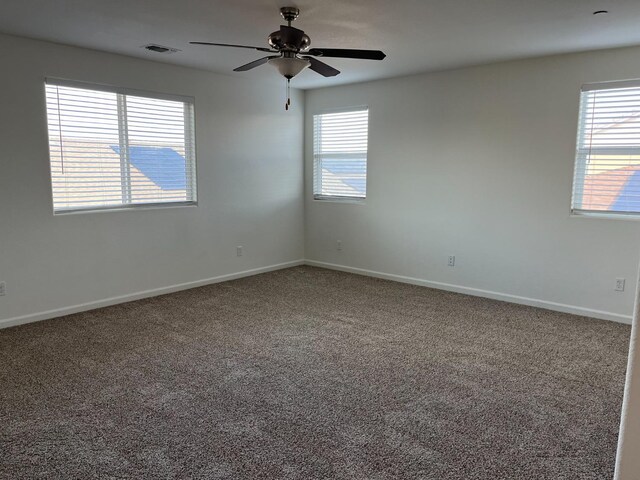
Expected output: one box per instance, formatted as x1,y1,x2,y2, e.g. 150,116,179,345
54,201,197,215
570,210,640,221
313,196,366,205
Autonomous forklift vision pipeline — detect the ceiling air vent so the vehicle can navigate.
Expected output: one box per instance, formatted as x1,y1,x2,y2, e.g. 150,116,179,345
143,44,180,54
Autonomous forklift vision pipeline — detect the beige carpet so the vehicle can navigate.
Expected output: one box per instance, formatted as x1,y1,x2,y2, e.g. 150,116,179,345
0,266,630,479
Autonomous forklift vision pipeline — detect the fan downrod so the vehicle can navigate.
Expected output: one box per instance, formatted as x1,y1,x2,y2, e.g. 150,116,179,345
280,7,300,25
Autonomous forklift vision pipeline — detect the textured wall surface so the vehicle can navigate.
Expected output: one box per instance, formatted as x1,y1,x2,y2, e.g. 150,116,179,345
0,33,304,325
305,46,640,322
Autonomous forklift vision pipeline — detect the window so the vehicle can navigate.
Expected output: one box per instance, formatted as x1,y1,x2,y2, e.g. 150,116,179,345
572,80,640,216
45,79,196,213
313,107,368,200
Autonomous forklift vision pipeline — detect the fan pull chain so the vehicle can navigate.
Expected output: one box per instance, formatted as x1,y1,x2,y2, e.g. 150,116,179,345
285,78,291,111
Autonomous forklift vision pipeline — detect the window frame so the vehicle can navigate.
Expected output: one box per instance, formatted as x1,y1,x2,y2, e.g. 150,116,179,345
44,77,198,215
312,105,369,203
571,79,640,219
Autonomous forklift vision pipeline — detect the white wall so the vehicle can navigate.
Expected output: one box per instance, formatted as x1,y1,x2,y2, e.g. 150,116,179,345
0,33,304,326
2,35,639,325
615,267,640,479
305,46,640,323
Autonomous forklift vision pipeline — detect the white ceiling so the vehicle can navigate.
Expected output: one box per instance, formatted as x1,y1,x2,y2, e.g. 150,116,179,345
1,0,640,89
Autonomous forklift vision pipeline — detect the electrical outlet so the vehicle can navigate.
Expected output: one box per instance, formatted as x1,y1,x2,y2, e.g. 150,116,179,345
236,246,243,257
337,240,342,251
448,256,455,267
0,282,5,296
615,278,625,292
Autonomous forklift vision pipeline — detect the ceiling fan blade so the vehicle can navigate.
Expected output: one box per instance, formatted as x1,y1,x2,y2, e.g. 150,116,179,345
304,57,340,77
233,56,279,72
307,48,386,60
190,42,275,53
280,25,305,47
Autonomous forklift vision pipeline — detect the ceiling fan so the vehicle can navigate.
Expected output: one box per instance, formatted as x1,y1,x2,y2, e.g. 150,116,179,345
190,6,386,109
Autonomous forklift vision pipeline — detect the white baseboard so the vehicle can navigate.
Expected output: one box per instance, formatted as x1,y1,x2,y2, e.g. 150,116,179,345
0,260,305,330
2,258,632,330
304,260,633,325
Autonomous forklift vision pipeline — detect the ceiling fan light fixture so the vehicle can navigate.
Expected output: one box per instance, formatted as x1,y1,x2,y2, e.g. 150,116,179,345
268,56,310,79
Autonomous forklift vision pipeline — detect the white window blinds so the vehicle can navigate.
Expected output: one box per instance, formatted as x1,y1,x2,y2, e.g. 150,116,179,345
313,107,368,200
45,79,196,213
572,80,640,215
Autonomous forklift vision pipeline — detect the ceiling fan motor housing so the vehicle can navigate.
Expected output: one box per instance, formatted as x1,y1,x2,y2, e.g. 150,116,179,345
268,30,310,51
